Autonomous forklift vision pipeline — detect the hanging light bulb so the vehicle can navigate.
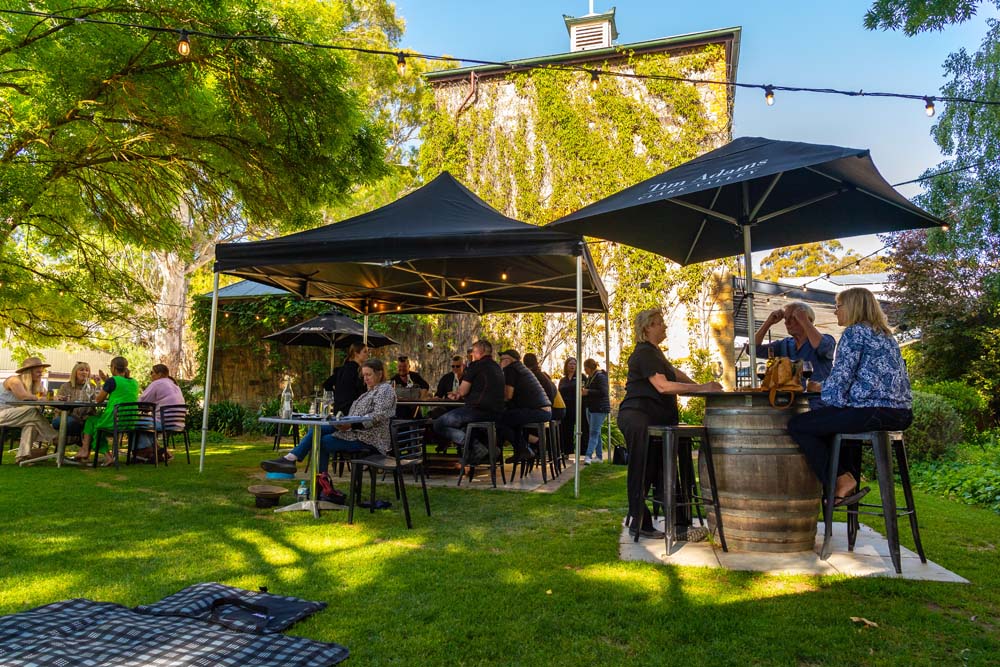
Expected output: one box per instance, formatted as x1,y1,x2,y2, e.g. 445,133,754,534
177,29,191,57
924,97,935,117
590,70,599,92
426,290,433,297
396,52,406,76
396,304,402,311
764,85,774,106
460,279,467,288
941,223,950,232
500,269,508,281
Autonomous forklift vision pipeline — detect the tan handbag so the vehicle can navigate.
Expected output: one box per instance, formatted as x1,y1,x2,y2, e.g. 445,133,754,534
759,357,803,408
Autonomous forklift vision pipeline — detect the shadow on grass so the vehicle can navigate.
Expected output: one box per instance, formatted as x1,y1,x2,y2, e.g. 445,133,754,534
0,441,997,666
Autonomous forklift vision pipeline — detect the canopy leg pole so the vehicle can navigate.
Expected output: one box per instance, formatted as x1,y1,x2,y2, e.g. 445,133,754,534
330,343,335,375
363,313,369,346
604,310,611,459
199,272,220,473
575,253,583,499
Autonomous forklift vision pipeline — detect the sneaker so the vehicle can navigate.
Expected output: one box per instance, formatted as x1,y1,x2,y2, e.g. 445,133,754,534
261,457,296,474
628,527,666,540
584,456,592,465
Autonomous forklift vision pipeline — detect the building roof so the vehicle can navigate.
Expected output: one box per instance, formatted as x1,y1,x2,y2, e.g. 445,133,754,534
424,26,742,83
201,281,293,300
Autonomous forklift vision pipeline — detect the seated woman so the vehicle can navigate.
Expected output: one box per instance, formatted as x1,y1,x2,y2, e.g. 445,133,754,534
261,358,396,474
788,287,913,506
139,364,185,425
616,309,721,540
75,356,140,466
53,361,96,439
0,356,58,463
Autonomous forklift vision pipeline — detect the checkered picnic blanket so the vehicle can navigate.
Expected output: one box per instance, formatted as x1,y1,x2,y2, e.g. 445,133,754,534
0,598,349,666
134,582,326,634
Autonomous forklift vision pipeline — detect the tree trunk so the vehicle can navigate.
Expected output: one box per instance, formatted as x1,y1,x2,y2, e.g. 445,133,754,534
708,267,736,390
152,251,190,375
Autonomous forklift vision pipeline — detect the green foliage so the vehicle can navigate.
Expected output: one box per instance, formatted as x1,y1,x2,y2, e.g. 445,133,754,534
756,241,889,281
0,0,397,348
910,446,1000,513
913,379,990,437
600,419,625,450
419,46,733,358
207,401,255,437
678,397,706,426
906,390,965,462
864,0,986,35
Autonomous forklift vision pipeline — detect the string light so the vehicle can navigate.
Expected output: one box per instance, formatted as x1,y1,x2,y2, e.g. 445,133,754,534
396,52,406,76
590,70,599,91
941,223,950,232
924,97,935,117
500,270,508,281
1,8,995,113
459,279,467,288
177,29,190,56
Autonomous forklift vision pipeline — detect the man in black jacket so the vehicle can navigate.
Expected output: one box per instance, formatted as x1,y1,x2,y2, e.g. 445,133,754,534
432,340,505,462
497,349,552,463
581,358,610,464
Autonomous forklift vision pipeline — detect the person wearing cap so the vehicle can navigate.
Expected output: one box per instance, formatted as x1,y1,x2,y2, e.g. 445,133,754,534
0,356,58,463
497,349,552,463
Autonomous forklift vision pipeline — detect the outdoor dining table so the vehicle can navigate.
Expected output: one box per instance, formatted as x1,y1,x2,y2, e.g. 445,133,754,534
258,414,367,519
680,390,822,553
5,399,103,468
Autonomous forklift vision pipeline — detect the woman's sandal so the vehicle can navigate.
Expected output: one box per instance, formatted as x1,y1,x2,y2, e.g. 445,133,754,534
833,486,871,507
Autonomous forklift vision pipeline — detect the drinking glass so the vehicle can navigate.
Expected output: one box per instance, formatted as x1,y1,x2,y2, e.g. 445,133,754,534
756,364,767,382
801,361,814,381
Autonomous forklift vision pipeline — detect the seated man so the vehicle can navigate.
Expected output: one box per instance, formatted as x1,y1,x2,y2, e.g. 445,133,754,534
432,340,505,463
391,355,429,419
755,300,835,406
496,349,552,463
435,356,465,398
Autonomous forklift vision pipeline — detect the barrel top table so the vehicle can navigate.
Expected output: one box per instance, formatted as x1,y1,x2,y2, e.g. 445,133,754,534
682,390,821,553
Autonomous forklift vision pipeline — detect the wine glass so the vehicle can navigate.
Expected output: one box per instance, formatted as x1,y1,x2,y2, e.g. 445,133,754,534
801,361,814,381
756,364,767,383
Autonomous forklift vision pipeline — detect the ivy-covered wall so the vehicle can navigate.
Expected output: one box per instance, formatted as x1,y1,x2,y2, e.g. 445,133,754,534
420,42,736,385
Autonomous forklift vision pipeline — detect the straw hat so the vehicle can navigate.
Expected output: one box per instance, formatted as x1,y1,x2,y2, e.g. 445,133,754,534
16,357,51,374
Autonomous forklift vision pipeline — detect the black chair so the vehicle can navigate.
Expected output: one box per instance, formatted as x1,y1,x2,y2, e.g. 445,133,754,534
271,423,300,451
638,424,727,553
158,404,191,464
513,421,557,483
456,421,505,488
348,420,431,529
0,425,21,465
821,430,926,574
93,402,157,469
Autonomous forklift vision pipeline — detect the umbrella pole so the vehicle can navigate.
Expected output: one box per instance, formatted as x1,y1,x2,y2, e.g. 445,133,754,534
199,272,220,472
363,313,369,345
329,343,335,374
575,253,583,499
743,224,759,388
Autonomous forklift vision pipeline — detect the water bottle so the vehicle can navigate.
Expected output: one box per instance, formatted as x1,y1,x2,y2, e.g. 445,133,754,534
280,379,294,419
296,479,309,503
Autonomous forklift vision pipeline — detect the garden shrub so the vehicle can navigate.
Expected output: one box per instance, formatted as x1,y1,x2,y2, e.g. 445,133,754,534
208,400,253,436
910,460,1000,513
905,390,964,462
913,380,989,438
601,418,625,450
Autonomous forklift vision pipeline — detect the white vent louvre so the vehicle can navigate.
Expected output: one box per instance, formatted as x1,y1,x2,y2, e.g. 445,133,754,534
571,23,610,52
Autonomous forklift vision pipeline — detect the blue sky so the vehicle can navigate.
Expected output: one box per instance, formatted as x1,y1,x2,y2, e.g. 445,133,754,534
393,0,996,256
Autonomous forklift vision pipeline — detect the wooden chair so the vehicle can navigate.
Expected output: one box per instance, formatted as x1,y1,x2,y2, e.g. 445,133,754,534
158,404,191,464
348,420,430,529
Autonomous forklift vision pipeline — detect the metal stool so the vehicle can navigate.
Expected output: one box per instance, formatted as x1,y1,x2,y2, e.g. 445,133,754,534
514,422,556,482
457,421,505,488
271,423,300,451
641,424,727,553
821,430,926,573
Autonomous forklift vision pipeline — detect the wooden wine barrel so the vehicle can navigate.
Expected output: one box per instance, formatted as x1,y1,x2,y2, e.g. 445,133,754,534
700,392,821,552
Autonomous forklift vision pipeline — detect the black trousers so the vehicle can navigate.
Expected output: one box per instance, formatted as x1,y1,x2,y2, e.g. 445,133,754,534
787,406,914,483
617,407,668,532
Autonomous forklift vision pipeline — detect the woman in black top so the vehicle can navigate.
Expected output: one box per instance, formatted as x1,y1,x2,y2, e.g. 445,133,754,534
618,308,721,539
558,357,588,456
331,342,368,415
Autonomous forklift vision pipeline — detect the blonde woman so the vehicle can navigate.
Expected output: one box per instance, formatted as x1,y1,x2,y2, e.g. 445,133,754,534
0,357,58,463
616,309,721,539
54,361,97,438
788,287,913,506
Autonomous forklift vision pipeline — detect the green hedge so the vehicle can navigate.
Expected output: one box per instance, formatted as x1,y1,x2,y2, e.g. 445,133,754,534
913,380,989,438
905,390,964,463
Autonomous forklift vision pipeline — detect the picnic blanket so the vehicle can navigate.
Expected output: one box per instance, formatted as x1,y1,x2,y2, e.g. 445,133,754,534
0,598,349,666
134,582,326,634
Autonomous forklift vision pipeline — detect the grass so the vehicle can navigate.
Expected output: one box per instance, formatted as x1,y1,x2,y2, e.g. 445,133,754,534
2,439,999,666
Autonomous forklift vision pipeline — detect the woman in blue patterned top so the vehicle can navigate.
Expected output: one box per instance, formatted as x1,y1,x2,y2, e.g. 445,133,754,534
787,287,913,506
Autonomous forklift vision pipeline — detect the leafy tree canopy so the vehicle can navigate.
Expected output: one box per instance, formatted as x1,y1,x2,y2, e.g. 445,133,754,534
864,0,990,34
756,241,889,282
0,1,391,349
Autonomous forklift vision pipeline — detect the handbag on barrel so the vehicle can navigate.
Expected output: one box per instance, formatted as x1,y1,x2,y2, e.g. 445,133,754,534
759,357,803,408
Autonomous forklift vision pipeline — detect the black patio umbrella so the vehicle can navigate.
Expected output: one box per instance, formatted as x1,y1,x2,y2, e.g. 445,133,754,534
549,136,945,377
264,310,397,372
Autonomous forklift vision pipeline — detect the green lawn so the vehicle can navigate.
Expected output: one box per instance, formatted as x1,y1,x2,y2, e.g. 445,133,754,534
2,440,998,666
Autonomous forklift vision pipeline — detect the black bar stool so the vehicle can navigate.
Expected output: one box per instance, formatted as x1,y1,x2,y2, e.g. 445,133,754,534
457,421,505,488
513,422,555,483
821,430,926,574
641,424,727,553
271,423,300,451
